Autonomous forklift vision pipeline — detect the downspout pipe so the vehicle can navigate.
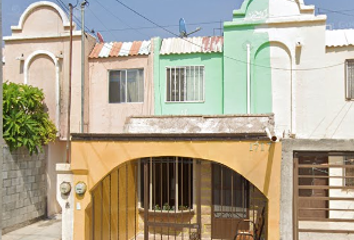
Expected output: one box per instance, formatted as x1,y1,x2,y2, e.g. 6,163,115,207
247,44,251,114
80,1,87,133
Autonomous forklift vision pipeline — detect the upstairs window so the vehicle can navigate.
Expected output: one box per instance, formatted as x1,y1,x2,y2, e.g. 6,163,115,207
166,66,204,102
109,69,144,103
344,156,354,187
346,60,354,100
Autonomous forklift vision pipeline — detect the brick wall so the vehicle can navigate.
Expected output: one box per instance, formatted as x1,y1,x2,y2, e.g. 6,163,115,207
2,146,47,233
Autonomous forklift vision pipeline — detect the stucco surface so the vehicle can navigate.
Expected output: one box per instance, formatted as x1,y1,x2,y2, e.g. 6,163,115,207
70,140,282,240
124,115,275,134
88,55,154,133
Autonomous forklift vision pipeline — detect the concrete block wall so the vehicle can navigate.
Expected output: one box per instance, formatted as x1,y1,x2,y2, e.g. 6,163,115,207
2,146,47,233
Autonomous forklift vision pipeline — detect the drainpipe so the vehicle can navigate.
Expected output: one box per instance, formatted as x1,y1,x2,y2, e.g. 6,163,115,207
80,1,87,133
266,127,278,142
247,44,251,114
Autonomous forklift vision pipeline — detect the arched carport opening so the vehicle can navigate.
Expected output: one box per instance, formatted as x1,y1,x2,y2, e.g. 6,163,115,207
86,157,268,240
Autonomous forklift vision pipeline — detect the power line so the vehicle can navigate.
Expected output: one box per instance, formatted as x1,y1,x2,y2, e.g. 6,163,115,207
89,0,149,38
55,0,91,33
112,0,345,72
95,20,224,33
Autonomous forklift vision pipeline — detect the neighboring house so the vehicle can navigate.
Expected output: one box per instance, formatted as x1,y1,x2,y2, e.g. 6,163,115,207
3,0,95,229
87,40,154,133
5,0,354,240
153,36,224,115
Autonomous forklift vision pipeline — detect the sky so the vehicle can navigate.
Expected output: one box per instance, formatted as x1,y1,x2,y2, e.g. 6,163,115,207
3,0,354,42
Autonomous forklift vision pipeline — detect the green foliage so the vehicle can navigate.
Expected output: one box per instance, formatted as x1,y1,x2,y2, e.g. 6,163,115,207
3,82,57,154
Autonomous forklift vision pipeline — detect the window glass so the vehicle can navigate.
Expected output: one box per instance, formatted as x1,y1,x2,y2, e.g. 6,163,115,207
109,69,144,103
346,60,354,99
166,66,204,102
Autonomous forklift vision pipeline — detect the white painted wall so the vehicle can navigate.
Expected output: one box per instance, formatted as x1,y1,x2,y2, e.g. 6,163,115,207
254,0,354,139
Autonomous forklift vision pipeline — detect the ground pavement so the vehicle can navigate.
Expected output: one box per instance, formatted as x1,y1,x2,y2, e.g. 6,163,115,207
2,215,61,240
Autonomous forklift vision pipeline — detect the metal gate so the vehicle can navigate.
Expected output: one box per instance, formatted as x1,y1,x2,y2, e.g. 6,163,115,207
294,152,354,240
90,158,268,240
141,157,201,240
90,158,201,240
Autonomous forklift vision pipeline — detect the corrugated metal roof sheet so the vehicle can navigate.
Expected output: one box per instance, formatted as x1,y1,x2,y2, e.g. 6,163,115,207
326,29,354,47
89,40,151,58
160,36,223,55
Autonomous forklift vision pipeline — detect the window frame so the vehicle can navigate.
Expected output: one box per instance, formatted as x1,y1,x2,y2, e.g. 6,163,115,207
165,66,205,103
138,157,194,212
108,68,144,104
344,156,354,187
345,59,354,100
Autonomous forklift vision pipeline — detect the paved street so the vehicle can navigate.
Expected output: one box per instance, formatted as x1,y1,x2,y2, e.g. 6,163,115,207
2,215,61,240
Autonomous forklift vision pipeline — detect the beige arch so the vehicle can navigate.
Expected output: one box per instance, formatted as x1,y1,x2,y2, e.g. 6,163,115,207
24,50,60,133
11,1,72,31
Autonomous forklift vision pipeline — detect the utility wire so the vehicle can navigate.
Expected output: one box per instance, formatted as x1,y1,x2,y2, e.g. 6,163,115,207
89,0,149,38
95,20,224,33
55,0,91,32
112,0,345,72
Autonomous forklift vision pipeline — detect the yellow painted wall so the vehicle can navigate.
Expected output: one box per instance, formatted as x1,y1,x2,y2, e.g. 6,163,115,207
71,140,281,240
84,162,138,240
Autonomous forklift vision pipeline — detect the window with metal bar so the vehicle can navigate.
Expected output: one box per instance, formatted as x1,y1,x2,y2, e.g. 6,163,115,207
344,157,354,187
346,60,354,100
109,69,144,103
166,66,204,102
139,157,193,211
212,164,249,219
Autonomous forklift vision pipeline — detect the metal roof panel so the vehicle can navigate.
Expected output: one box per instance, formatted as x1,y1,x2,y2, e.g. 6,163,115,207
89,40,151,59
160,36,223,55
326,29,354,47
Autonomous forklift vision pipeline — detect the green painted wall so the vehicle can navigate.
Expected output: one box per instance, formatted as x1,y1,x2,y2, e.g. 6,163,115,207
153,0,273,116
154,46,223,115
223,0,272,114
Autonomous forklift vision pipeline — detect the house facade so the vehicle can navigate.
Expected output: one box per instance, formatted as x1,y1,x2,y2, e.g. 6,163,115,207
3,0,95,225
4,0,354,240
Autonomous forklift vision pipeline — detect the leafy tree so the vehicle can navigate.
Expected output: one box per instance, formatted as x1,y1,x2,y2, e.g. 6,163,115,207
3,82,57,154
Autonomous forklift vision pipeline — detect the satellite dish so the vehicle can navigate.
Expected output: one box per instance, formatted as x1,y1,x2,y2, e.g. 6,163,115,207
178,18,201,38
179,18,187,37
97,32,104,43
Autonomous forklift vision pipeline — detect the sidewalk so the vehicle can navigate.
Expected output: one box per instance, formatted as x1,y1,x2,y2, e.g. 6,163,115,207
2,215,62,240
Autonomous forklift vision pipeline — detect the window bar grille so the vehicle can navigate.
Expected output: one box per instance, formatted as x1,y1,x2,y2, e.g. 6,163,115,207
188,160,192,237
160,161,163,240
176,157,179,210
202,67,204,101
144,162,149,240
193,66,196,101
153,160,156,240
178,68,181,101
150,157,153,210
126,164,128,240
350,62,354,99
182,158,185,240
109,175,112,240
126,70,128,102
167,68,172,101
184,68,187,101
135,164,137,240
167,159,170,240
221,166,223,213
92,193,95,240
117,167,120,240
174,68,177,102
101,181,103,240
174,158,177,240
231,173,234,222
242,178,245,218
